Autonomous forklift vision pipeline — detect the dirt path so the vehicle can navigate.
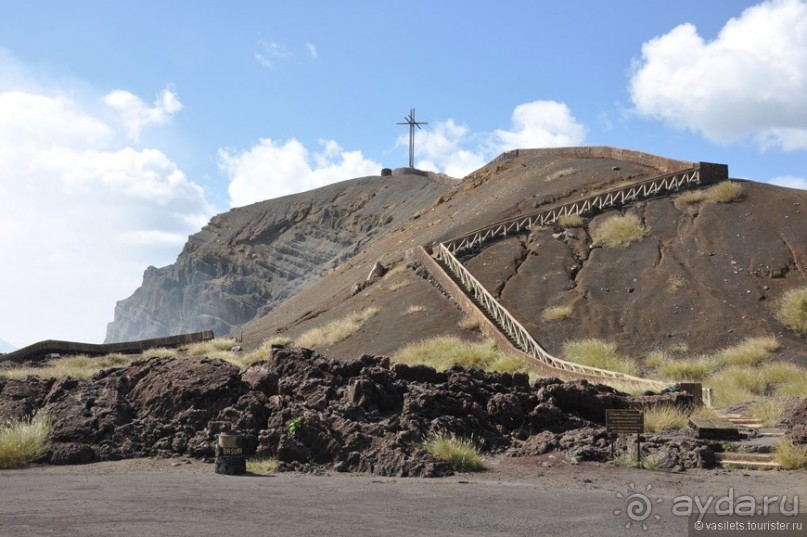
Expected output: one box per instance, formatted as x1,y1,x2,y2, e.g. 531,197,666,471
1,456,804,537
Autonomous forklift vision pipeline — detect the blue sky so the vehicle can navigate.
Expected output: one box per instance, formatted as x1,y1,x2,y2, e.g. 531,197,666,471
1,0,806,347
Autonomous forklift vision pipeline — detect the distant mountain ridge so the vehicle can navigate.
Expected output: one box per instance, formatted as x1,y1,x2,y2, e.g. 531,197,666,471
0,339,17,353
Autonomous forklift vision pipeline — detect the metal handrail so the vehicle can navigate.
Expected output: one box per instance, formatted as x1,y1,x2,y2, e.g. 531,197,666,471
442,168,701,255
434,244,664,385
424,165,715,386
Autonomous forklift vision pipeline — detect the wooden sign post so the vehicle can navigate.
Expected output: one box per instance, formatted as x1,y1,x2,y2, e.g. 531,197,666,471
606,409,645,467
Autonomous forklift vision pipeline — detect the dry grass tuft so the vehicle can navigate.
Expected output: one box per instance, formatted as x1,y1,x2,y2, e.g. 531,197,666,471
388,279,412,292
651,356,718,381
707,181,745,202
247,458,278,475
545,168,576,182
541,305,573,323
590,214,648,248
458,317,481,332
296,307,379,349
392,336,529,374
643,405,689,433
750,399,787,427
0,353,135,380
0,412,52,469
562,338,640,376
424,433,484,471
676,181,744,205
774,439,807,470
713,337,779,367
405,304,428,314
708,366,767,406
557,214,584,228
239,336,293,367
186,338,239,357
141,347,176,359
776,286,807,335
668,276,686,291
382,264,409,280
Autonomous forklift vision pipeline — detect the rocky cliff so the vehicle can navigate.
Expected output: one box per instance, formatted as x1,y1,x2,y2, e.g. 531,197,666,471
105,173,454,343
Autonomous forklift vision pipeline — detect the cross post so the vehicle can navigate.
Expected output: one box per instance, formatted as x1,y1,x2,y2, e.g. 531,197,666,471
397,108,428,168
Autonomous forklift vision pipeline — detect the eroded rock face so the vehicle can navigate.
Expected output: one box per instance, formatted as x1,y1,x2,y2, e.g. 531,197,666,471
786,398,807,444
0,347,714,476
105,174,452,343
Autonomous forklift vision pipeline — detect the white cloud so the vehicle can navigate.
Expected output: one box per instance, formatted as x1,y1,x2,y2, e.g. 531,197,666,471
104,88,182,141
494,101,586,151
767,175,807,190
220,138,381,207
307,42,319,59
255,40,293,68
411,119,487,178
630,0,807,150
0,62,213,346
408,100,586,178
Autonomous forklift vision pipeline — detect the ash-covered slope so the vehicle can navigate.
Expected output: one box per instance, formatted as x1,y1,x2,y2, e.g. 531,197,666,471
237,148,806,367
105,173,454,343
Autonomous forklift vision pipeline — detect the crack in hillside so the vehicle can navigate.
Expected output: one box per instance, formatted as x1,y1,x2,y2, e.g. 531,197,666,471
496,240,529,299
780,233,805,277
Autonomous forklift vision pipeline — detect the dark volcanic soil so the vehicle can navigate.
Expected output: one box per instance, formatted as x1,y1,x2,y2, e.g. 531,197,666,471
464,180,807,363
239,152,806,368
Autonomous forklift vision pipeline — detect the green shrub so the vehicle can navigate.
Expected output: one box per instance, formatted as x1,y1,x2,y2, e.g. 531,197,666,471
562,338,640,376
590,214,648,248
424,433,484,471
0,413,52,469
776,286,807,335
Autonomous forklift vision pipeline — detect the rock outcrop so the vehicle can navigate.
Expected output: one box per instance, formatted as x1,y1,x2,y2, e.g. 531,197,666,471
0,346,717,476
105,173,453,342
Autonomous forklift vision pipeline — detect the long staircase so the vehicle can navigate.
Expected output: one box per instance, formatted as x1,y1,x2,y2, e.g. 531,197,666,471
410,159,729,386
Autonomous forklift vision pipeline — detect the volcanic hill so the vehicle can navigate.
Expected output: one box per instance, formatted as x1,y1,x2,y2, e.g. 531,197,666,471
107,147,807,369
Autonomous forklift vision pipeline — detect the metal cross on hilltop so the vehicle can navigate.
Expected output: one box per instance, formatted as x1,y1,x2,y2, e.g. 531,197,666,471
397,108,428,168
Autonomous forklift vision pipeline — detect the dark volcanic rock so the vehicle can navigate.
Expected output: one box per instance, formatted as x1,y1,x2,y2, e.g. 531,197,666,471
49,442,95,465
786,398,807,444
0,376,53,421
0,346,715,476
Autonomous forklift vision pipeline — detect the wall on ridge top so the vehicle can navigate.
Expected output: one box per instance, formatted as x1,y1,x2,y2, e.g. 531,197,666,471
493,146,694,174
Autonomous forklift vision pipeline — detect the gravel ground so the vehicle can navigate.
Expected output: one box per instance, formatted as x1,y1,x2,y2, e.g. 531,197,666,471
1,456,804,537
